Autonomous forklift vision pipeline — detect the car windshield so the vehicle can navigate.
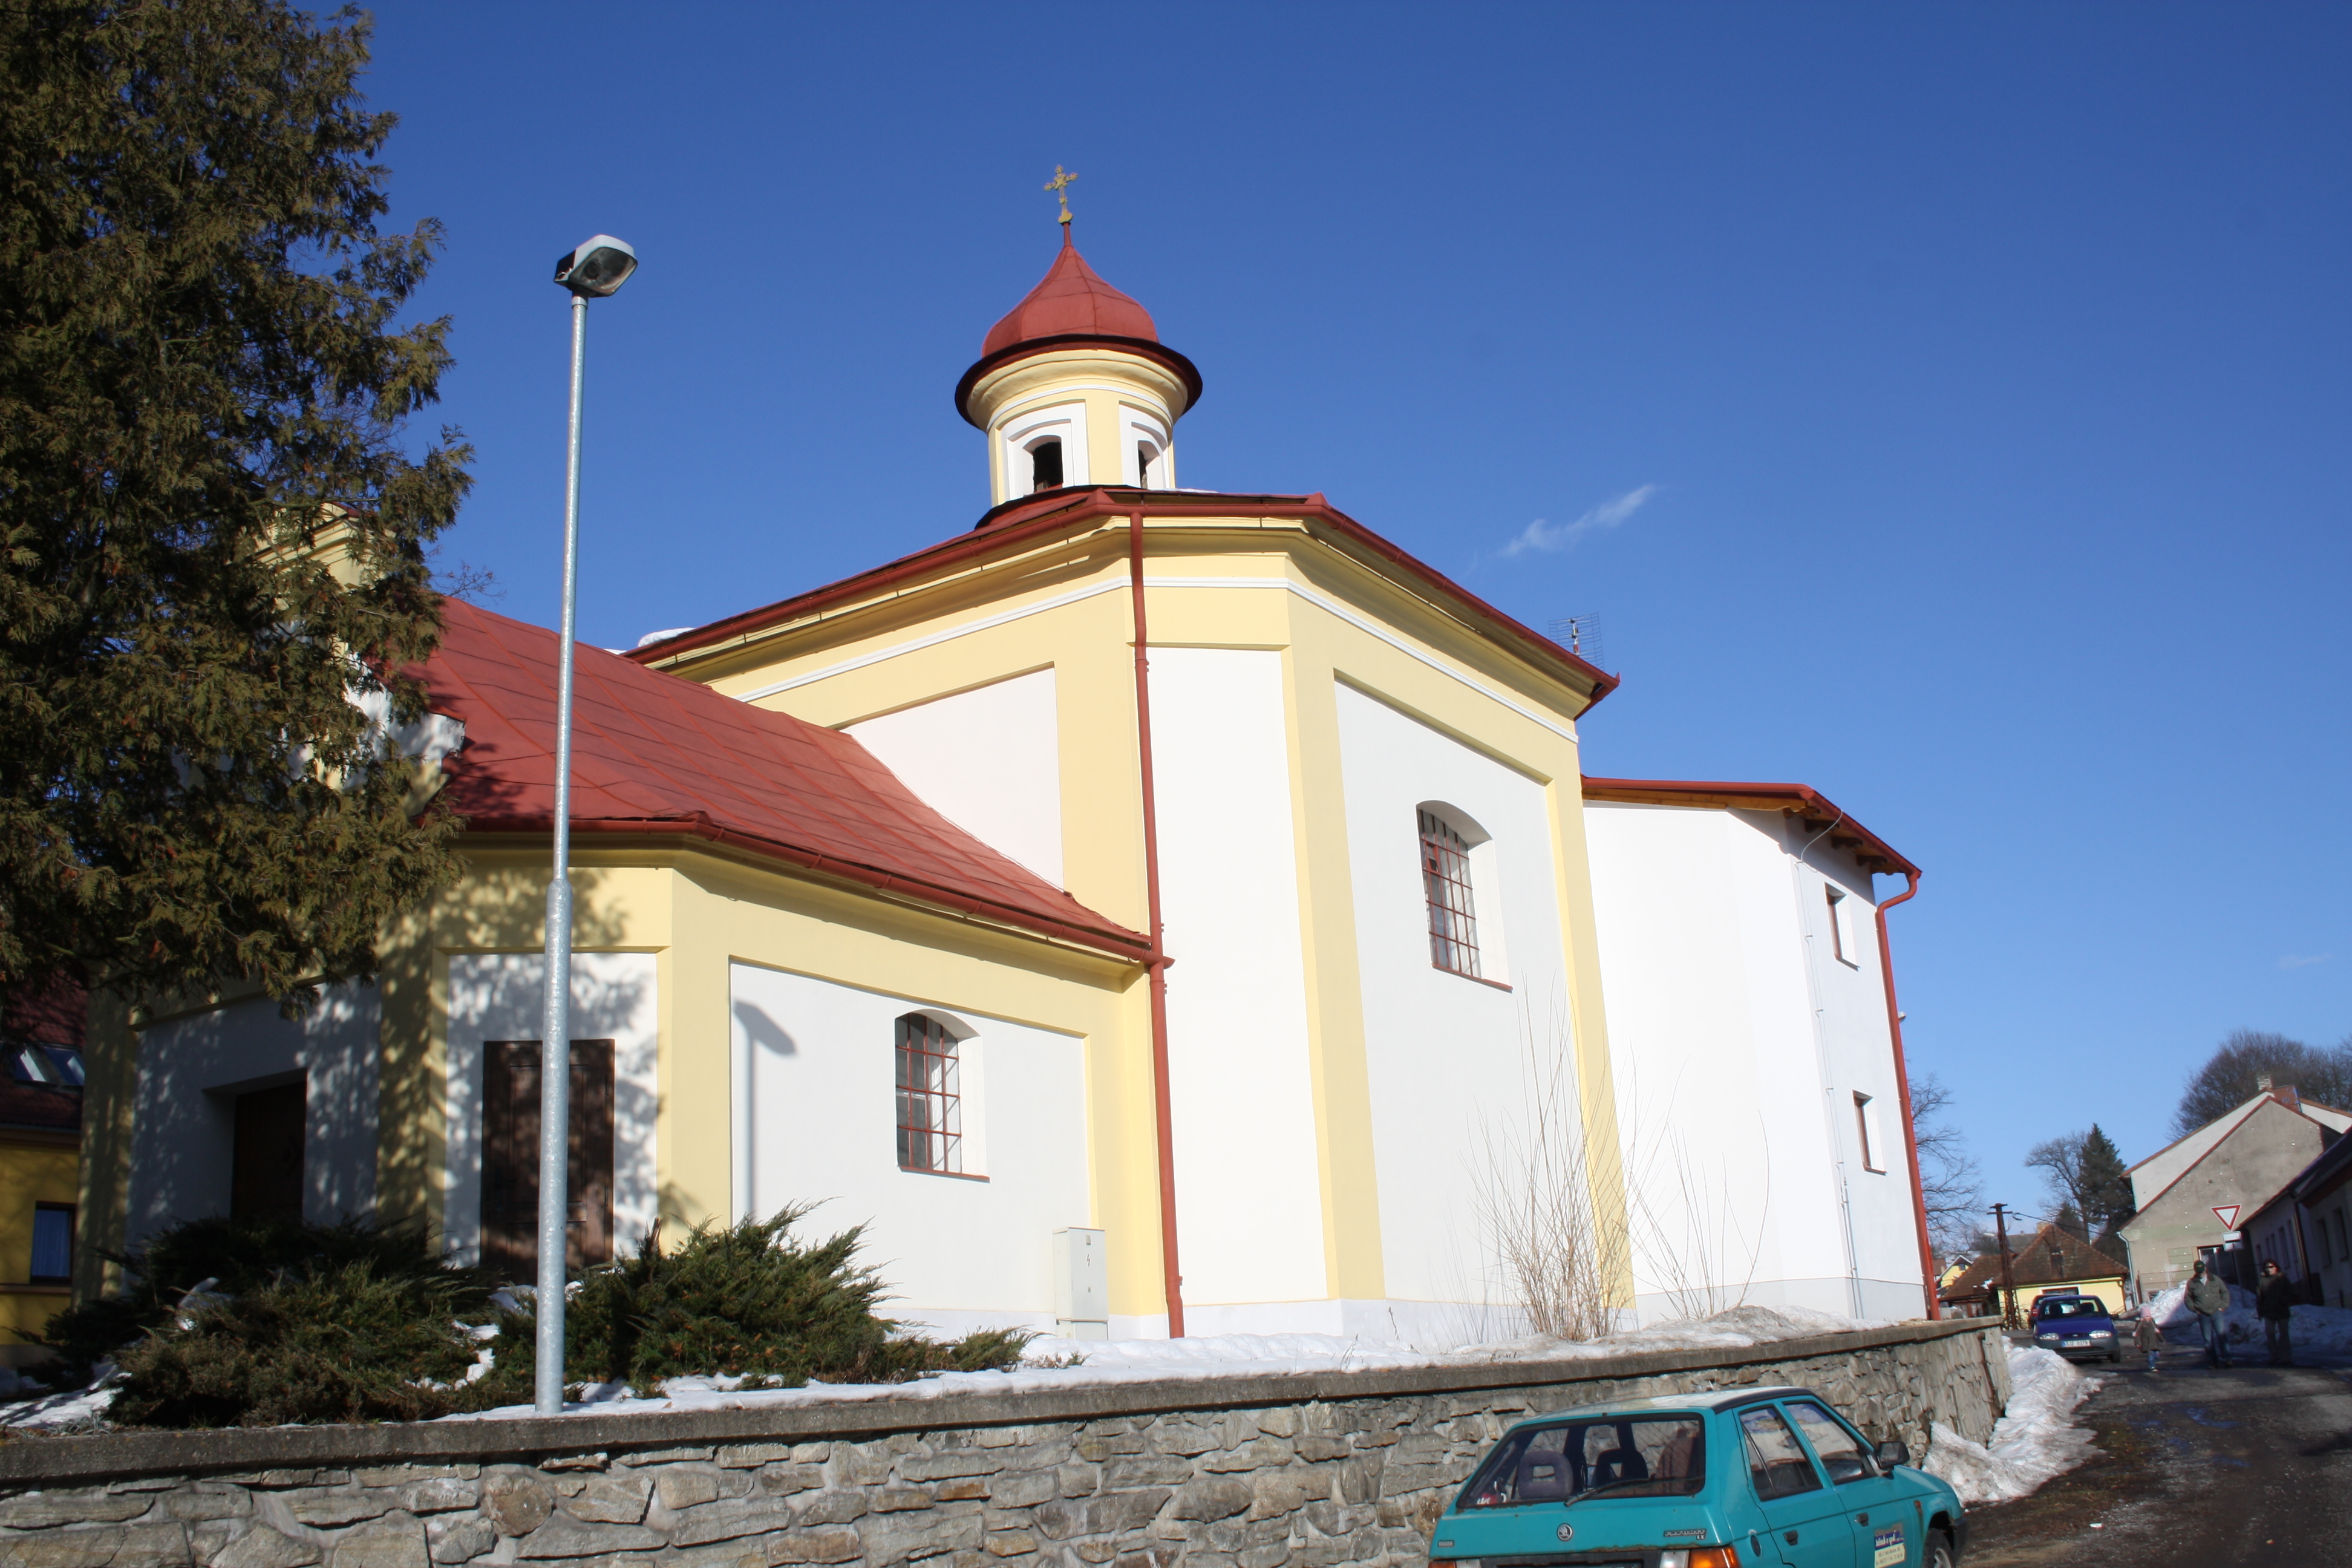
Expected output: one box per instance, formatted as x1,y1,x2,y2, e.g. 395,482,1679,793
2038,1299,2103,1320
1459,1416,1707,1508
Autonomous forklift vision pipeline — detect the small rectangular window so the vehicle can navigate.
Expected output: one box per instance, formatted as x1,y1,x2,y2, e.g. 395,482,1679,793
896,1014,965,1175
1825,886,1858,966
1420,809,1482,979
30,1203,73,1284
1855,1092,1885,1173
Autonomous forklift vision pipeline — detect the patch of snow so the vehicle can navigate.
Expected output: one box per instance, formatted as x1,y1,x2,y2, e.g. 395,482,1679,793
2141,1281,2352,1356
636,627,696,649
1922,1345,2100,1506
0,1367,120,1432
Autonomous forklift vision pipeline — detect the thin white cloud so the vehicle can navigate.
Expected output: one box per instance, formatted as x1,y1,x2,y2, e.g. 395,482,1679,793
1501,484,1659,558
2278,953,2333,970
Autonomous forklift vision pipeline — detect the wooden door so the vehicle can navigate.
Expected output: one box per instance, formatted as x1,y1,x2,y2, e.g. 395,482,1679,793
482,1040,615,1282
230,1080,306,1223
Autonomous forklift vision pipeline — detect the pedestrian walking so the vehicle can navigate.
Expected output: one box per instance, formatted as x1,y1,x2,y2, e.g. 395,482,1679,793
2184,1259,2232,1367
2258,1259,2296,1366
2134,1304,2165,1371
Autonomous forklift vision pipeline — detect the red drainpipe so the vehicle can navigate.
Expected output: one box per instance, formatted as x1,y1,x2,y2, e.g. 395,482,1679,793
1129,512,1186,1338
1875,871,1939,1319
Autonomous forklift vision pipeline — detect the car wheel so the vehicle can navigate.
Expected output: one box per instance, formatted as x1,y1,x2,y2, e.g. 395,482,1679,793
2109,1347,2122,1364
1926,1529,1958,1568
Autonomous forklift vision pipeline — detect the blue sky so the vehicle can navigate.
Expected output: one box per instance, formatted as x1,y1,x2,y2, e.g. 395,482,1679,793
363,3,2351,1220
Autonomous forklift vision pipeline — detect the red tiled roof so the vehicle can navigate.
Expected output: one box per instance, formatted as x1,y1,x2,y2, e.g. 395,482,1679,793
1581,777,1918,878
0,1080,79,1135
982,229,1158,356
420,600,1148,961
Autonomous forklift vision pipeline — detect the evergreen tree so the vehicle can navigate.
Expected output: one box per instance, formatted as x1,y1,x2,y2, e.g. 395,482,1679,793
2078,1123,2132,1252
0,1,468,1007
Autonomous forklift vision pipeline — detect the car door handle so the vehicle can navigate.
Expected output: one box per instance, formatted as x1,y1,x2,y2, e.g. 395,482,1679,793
1855,1512,1869,1525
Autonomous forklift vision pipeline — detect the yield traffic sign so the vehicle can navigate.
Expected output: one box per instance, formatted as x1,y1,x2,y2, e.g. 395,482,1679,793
2213,1204,2241,1227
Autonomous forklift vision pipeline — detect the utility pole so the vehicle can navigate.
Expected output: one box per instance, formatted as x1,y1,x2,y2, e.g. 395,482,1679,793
1991,1203,2018,1331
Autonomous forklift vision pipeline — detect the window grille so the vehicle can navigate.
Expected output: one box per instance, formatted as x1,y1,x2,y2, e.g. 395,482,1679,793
895,1013,963,1175
1419,809,1481,978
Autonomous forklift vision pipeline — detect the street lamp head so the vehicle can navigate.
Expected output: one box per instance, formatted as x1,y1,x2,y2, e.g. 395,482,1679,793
554,235,638,298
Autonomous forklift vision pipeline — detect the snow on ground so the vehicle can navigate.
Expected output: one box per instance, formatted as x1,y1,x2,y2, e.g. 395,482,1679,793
0,1303,1912,1429
2143,1280,2352,1356
1920,1345,2100,1506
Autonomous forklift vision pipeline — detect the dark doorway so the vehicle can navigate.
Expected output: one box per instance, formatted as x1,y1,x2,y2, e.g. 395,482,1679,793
482,1040,615,1283
229,1080,307,1223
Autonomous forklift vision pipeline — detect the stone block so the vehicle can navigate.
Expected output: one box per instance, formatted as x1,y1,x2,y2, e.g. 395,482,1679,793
857,1505,982,1564
1071,1544,1117,1565
478,1471,554,1538
899,1452,1005,1483
1054,1465,1097,1500
1148,1422,1218,1458
763,1528,863,1564
1244,1471,1312,1521
0,1491,157,1527
214,1524,325,1568
672,1499,803,1547
424,1515,496,1565
984,1471,1056,1510
935,1481,988,1503
1200,1439,1293,1475
511,1515,664,1558
717,1445,799,1470
353,1470,478,1489
1290,1436,1349,1464
871,1489,936,1514
1166,1478,1251,1523
383,1481,478,1518
563,1475,649,1524
982,1529,1038,1558
1032,1489,1170,1541
657,1467,753,1511
1099,1459,1193,1491
1250,1408,1299,1439
754,1466,825,1498
789,1493,870,1528
1235,1544,1289,1568
619,1446,716,1467
535,1454,606,1473
162,1491,253,1524
832,1447,894,1488
327,1512,429,1568
286,1493,393,1529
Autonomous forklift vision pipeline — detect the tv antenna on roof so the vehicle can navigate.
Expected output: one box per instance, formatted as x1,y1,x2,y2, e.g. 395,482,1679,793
1550,613,1604,667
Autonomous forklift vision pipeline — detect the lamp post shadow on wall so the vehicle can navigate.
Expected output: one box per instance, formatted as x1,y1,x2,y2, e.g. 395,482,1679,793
537,234,639,1416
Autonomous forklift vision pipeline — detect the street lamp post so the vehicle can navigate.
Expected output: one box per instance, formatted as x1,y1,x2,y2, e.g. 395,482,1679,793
537,234,638,1416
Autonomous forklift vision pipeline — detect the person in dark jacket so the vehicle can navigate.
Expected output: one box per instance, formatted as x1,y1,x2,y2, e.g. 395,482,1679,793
2258,1259,2297,1365
2134,1306,2166,1371
2185,1260,2232,1367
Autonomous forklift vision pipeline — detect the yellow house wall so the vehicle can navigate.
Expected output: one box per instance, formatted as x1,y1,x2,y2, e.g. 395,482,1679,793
655,512,1625,1313
0,1137,79,1361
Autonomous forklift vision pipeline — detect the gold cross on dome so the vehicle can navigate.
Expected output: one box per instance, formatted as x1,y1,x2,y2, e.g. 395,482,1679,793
1044,165,1079,224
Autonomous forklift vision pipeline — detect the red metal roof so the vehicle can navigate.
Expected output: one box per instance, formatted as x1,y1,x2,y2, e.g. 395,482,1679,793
421,600,1148,961
1581,776,1918,877
983,229,1159,355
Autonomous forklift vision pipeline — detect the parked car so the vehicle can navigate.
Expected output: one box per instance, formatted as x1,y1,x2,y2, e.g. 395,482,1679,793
1427,1385,1968,1567
2029,1293,2122,1364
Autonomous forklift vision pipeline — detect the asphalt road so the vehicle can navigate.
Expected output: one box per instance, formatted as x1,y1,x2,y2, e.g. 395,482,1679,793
1964,1346,2352,1566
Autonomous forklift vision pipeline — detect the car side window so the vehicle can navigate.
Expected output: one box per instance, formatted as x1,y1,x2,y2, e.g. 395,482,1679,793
1783,1400,1876,1484
1738,1406,1823,1500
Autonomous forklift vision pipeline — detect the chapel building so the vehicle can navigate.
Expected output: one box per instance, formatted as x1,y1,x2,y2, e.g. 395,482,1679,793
79,221,1938,1341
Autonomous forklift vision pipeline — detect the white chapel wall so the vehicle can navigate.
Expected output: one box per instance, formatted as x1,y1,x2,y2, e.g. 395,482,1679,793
843,667,1066,887
1334,681,1569,1347
727,961,1089,1338
128,981,382,1244
1583,802,1927,1323
1148,647,1330,1327
442,952,659,1268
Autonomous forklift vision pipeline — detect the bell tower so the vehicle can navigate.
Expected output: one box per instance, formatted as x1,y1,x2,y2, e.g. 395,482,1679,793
956,171,1202,508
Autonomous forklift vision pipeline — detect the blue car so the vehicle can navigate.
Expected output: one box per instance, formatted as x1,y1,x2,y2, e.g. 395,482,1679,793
1428,1385,1968,1567
2028,1293,2122,1364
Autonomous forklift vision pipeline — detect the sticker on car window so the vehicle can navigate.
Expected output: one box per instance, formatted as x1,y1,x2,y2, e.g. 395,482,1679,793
1873,1524,1906,1566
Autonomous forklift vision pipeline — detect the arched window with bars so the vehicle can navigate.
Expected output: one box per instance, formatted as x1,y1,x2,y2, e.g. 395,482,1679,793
1419,806,1484,979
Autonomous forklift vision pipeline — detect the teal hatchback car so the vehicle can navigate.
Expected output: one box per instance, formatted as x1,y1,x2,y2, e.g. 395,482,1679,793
1426,1386,1968,1567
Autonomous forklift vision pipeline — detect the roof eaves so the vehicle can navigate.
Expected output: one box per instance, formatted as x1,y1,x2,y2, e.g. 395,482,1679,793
1581,777,1919,879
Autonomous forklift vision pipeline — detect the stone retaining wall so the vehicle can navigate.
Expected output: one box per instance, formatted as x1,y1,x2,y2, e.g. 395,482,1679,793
0,1319,2006,1568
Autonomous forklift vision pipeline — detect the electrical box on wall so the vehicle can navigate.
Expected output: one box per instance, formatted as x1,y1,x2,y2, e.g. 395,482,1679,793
1053,1227,1107,1339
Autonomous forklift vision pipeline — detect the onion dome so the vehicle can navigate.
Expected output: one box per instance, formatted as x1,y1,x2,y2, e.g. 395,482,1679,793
956,227,1202,428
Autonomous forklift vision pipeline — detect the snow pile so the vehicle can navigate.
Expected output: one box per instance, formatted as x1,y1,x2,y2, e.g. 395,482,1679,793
0,1302,1917,1428
1921,1345,2100,1506
2143,1281,2352,1356
0,1367,119,1432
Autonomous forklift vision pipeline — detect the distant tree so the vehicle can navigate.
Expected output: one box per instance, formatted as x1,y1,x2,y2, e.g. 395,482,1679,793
2025,1130,2091,1236
1907,1073,1984,1255
2051,1201,2084,1243
2172,1030,2352,1137
0,0,469,1009
2078,1125,2132,1253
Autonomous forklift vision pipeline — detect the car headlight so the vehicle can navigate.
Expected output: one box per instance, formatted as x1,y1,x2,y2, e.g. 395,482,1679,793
2089,1330,2112,1338
2037,1332,2059,1341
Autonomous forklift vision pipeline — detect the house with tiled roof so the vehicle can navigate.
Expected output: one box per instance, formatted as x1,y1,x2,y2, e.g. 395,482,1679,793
2117,1082,2349,1297
0,979,83,1365
83,217,1944,1342
1939,1223,2128,1323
